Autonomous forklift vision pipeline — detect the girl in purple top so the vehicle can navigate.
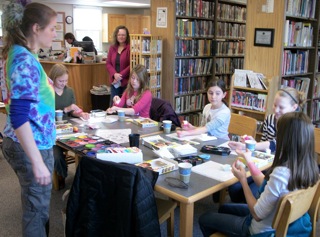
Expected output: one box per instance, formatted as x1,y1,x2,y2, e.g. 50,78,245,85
106,25,130,105
107,64,152,118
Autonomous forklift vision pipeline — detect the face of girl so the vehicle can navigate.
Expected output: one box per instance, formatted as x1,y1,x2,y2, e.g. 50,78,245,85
207,86,226,109
54,73,68,90
130,72,140,91
117,29,127,44
37,17,57,49
273,94,298,119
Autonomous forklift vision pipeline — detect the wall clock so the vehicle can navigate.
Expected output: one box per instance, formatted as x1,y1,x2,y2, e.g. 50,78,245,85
65,16,73,24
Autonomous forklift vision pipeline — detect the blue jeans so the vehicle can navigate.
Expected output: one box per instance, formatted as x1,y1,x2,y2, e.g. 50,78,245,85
199,203,251,237
110,84,125,107
229,176,259,203
2,137,53,237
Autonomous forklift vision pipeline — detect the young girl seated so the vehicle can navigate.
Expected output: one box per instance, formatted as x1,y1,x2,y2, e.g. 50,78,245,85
177,78,231,140
50,64,90,120
49,64,90,189
106,64,152,118
227,87,306,203
199,112,319,237
229,87,305,152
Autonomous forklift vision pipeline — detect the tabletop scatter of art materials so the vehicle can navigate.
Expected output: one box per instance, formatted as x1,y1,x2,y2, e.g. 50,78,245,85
136,157,178,175
132,118,159,128
56,134,109,149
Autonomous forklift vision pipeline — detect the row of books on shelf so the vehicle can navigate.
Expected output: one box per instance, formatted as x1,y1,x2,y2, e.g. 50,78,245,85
317,51,320,72
216,22,246,39
175,93,206,114
175,0,215,18
178,112,202,126
130,39,162,54
175,58,213,76
174,76,206,95
140,57,161,72
216,40,245,56
176,19,214,38
280,77,310,95
217,3,246,22
215,58,244,74
149,74,161,89
286,0,317,18
284,20,313,47
231,90,267,112
312,100,320,122
282,49,309,75
175,39,215,57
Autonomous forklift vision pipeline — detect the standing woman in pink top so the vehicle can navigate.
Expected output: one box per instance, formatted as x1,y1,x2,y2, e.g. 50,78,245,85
106,25,130,106
107,64,152,118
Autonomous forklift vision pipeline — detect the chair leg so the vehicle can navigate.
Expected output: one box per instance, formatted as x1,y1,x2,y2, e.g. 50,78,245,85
167,208,175,237
52,170,59,191
219,188,228,206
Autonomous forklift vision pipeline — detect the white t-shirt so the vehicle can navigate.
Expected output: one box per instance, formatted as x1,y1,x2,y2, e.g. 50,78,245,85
201,103,231,140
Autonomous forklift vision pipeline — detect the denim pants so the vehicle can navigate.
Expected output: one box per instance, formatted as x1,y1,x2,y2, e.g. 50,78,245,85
199,203,251,237
110,84,125,107
2,137,54,237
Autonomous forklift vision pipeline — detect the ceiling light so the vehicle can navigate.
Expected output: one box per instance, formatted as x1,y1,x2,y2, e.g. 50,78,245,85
103,1,149,7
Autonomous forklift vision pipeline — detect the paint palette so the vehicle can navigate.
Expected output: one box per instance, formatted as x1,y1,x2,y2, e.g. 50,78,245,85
78,141,121,158
57,135,108,149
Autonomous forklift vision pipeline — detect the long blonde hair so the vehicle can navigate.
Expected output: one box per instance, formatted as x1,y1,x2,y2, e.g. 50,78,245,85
125,64,149,103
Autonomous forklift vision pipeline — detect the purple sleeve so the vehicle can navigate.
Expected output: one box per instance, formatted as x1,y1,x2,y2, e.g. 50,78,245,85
10,99,32,129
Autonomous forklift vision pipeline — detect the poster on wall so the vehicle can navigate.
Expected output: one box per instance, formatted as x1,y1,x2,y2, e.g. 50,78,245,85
156,7,167,28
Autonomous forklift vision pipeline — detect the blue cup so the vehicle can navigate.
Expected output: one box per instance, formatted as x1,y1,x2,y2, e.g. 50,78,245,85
245,140,256,152
117,110,125,122
178,162,192,175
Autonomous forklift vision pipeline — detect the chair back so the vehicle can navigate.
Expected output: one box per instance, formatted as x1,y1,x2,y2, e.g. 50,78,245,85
228,113,257,139
149,98,181,127
272,181,320,237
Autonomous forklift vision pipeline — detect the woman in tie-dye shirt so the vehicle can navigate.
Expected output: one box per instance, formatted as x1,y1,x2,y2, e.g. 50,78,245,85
1,2,57,236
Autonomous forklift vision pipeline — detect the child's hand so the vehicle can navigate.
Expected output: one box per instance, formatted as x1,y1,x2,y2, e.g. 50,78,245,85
231,161,247,183
240,134,255,143
113,96,121,104
80,112,90,120
177,130,188,138
106,106,118,114
235,148,253,163
182,121,194,130
228,141,245,150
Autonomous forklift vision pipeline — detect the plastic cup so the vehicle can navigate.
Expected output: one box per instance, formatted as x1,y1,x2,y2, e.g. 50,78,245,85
178,162,192,184
163,120,172,134
55,110,63,121
118,110,125,122
129,133,140,148
245,140,256,152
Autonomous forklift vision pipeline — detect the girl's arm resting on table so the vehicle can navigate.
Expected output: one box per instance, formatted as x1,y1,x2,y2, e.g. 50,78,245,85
15,123,51,186
177,126,207,137
255,141,270,151
106,106,135,115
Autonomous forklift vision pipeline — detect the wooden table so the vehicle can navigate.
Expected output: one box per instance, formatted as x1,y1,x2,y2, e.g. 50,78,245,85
41,61,109,112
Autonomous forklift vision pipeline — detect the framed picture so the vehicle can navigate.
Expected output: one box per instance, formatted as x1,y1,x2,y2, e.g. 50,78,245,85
254,28,274,47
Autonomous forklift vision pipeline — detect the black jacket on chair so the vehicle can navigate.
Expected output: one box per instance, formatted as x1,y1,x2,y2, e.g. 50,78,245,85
149,98,181,127
65,157,161,237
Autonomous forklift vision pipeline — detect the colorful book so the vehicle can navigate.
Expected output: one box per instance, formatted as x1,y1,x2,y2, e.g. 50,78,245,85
56,123,73,134
142,135,179,150
132,118,159,128
136,157,178,175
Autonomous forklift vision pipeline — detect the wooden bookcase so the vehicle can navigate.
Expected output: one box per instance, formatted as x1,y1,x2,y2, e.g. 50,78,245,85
228,74,279,141
130,34,163,98
151,0,247,125
245,0,320,126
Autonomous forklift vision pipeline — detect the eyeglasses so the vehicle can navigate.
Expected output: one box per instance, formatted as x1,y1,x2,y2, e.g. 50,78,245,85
165,177,189,189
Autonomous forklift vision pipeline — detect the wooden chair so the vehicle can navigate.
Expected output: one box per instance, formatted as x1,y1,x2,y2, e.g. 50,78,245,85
210,180,320,237
52,151,77,191
314,127,320,164
156,198,178,237
228,113,258,139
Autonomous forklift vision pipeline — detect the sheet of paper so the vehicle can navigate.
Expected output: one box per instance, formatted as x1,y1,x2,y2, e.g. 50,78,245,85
218,141,237,155
192,161,235,182
70,115,118,124
96,129,131,144
166,133,216,143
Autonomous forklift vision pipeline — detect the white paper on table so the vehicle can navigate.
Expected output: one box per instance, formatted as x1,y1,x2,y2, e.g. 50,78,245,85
70,115,118,124
152,147,175,159
191,161,235,182
218,141,237,155
96,129,131,144
166,133,216,143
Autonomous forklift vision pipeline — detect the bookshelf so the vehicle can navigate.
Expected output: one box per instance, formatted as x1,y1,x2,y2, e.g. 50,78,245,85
228,74,278,141
151,0,247,125
130,34,163,98
244,0,320,127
